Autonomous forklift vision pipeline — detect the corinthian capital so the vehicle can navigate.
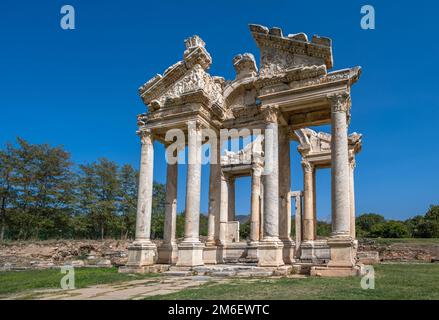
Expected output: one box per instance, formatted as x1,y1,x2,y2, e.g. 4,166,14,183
137,128,153,145
301,159,313,173
328,93,350,113
262,105,280,123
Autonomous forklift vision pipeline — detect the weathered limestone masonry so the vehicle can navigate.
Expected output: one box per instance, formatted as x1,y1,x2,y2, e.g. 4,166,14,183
120,24,364,277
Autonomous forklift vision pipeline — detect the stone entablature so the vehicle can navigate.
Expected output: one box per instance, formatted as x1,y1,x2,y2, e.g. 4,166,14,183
122,24,364,277
295,128,362,168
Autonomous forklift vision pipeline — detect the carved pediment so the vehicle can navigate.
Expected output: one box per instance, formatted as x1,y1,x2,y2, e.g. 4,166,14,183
249,24,333,77
138,36,224,111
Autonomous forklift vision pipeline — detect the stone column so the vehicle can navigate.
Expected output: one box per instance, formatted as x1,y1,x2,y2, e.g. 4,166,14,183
327,93,355,268
125,129,157,268
218,173,229,245
312,169,317,239
177,121,204,266
259,180,264,240
258,106,284,267
207,135,221,246
205,135,221,264
302,160,315,241
291,191,303,259
300,159,317,261
227,177,235,222
330,94,351,237
247,163,262,260
278,126,294,263
250,164,262,243
349,159,356,239
158,161,178,264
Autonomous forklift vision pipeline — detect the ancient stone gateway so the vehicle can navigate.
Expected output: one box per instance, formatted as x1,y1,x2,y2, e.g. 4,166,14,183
121,24,364,276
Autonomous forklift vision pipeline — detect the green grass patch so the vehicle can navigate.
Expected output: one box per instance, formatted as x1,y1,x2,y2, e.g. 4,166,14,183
149,264,439,300
0,267,158,297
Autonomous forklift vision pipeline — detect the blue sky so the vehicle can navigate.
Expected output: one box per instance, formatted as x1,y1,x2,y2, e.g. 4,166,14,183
1,0,438,221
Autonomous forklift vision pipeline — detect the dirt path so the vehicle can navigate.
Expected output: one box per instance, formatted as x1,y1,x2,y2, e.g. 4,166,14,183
5,275,230,300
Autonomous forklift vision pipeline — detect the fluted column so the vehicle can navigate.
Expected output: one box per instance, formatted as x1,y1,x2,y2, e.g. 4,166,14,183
207,135,221,245
227,177,236,222
177,121,204,267
158,160,178,264
349,160,356,239
302,160,315,241
218,173,229,245
278,126,292,241
312,169,317,239
291,191,303,258
263,117,280,241
134,129,155,243
163,162,178,245
183,121,202,243
258,105,284,267
250,164,262,242
125,129,157,269
330,94,351,237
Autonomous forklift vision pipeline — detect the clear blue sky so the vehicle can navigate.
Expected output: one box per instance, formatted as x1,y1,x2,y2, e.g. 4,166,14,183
1,0,438,221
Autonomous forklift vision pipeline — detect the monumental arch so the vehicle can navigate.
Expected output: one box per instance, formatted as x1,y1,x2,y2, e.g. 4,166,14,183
122,24,363,276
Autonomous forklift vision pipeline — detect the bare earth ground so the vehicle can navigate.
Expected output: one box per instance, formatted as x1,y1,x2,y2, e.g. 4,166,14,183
1,238,438,270
1,239,438,300
3,275,231,300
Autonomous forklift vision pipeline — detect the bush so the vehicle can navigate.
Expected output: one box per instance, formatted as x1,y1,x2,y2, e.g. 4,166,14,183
370,220,410,238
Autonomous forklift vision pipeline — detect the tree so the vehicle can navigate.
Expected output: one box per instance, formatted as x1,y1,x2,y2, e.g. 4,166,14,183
77,158,120,240
356,213,385,237
8,138,74,239
0,144,16,240
240,221,250,239
118,165,138,239
406,205,439,238
370,220,410,238
316,220,331,237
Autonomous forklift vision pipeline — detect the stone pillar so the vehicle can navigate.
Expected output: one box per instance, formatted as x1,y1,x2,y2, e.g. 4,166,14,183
258,106,284,267
327,93,355,268
158,161,178,264
300,159,317,261
302,160,315,241
278,126,294,263
204,135,221,264
312,169,317,239
330,94,351,238
228,177,236,221
126,129,157,268
259,180,264,240
291,191,303,259
250,165,262,243
177,121,204,266
218,173,229,245
247,163,262,260
207,135,221,246
349,159,356,239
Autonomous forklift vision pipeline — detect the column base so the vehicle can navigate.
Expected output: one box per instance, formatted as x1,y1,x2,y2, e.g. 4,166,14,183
246,241,259,262
203,244,219,264
280,238,296,264
176,241,205,267
310,265,361,277
257,240,284,267
126,240,157,267
327,236,356,268
157,242,178,264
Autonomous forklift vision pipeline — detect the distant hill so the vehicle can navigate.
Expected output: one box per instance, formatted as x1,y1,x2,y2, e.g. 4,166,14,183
236,215,250,224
